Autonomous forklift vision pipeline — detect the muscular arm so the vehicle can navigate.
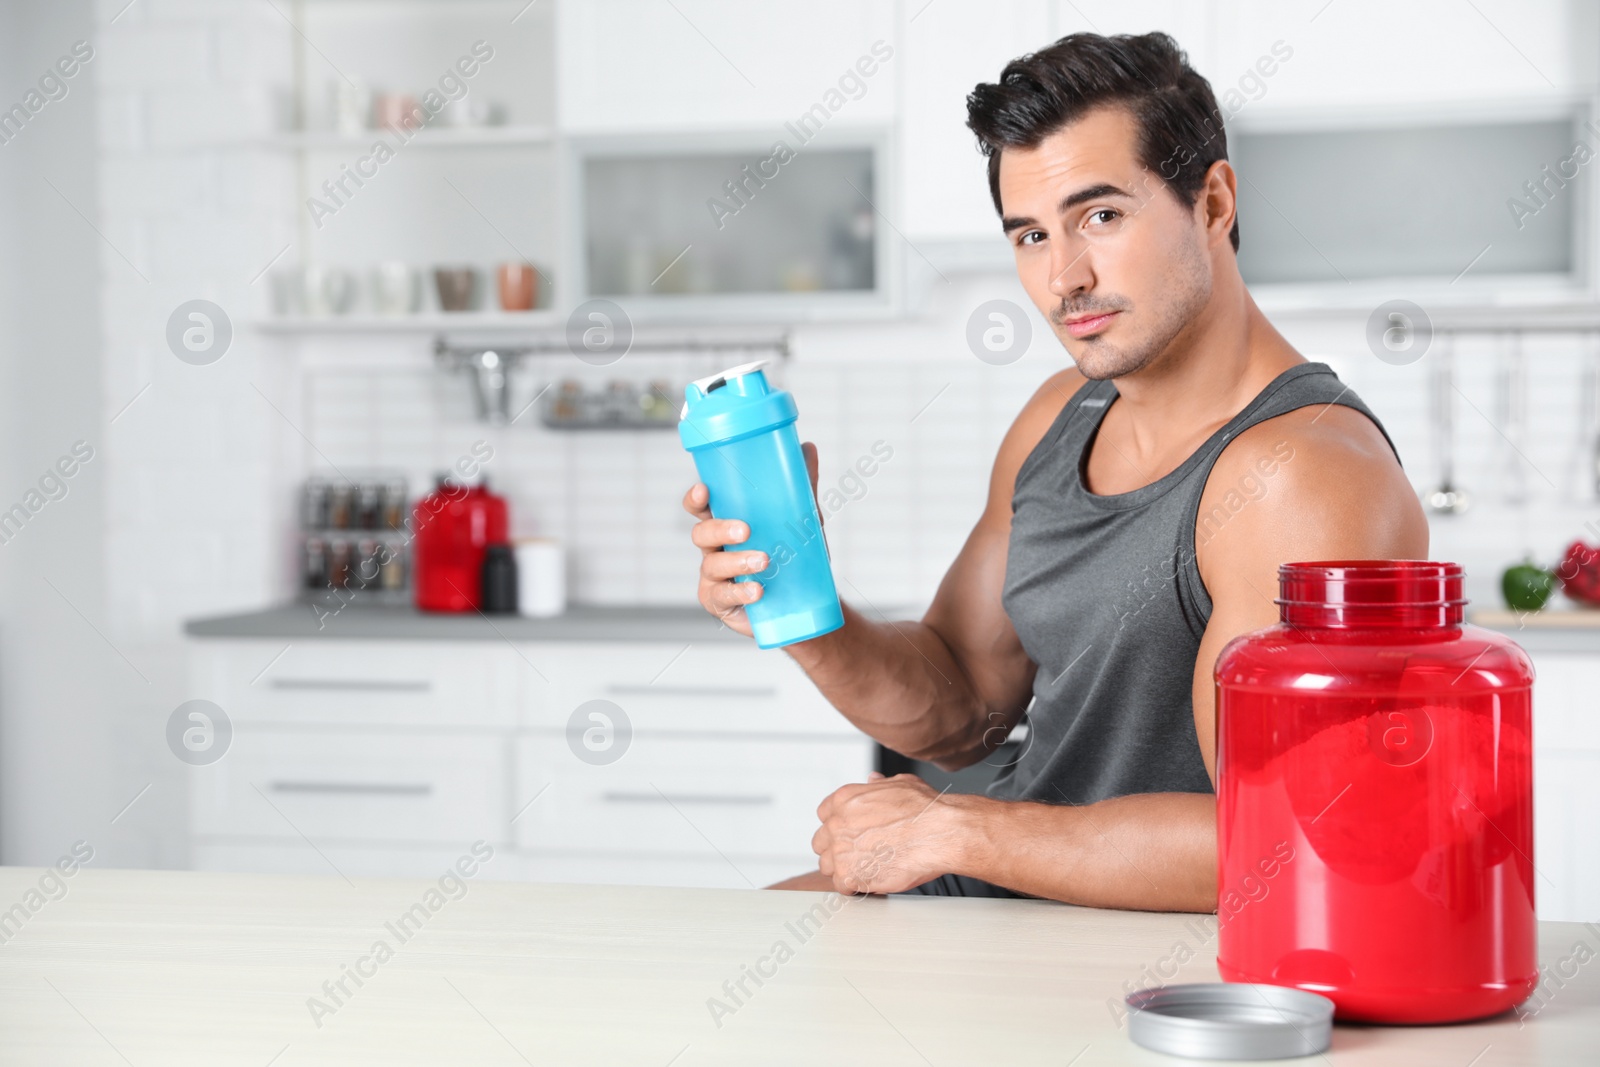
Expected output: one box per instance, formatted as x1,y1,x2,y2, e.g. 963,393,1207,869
1186,404,1429,783
810,403,1428,910
687,368,1085,769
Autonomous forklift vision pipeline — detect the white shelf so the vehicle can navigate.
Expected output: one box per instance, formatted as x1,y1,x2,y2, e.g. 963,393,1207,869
260,125,558,152
253,311,562,335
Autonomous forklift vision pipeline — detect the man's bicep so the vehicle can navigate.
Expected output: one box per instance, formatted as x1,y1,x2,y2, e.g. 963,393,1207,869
924,505,1030,703
1191,412,1430,780
923,370,1084,727
1191,586,1281,784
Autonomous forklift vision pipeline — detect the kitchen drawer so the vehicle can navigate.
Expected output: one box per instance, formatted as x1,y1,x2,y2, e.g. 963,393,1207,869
513,733,873,857
1533,750,1600,923
521,641,847,735
1531,652,1600,752
191,731,509,845
192,640,520,728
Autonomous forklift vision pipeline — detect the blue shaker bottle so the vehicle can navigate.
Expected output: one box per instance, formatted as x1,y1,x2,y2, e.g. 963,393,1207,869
679,360,844,649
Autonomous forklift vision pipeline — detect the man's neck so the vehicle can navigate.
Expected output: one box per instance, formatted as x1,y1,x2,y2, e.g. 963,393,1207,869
1109,270,1299,444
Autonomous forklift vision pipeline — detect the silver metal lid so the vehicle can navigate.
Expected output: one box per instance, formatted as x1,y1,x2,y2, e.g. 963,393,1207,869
1126,983,1334,1060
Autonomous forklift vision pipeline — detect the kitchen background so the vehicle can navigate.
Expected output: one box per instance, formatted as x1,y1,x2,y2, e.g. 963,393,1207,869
1,0,1597,919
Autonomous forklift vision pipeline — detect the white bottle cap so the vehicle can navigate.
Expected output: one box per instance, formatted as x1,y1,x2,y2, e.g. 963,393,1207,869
679,359,772,419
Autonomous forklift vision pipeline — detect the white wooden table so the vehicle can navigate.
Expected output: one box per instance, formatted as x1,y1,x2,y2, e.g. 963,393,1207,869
0,867,1594,1065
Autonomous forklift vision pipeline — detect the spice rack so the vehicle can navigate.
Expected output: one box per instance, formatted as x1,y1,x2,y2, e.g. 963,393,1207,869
299,475,411,605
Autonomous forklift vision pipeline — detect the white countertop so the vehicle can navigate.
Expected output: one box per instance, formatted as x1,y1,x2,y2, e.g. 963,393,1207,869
0,866,1594,1064
184,602,750,643
1468,609,1600,653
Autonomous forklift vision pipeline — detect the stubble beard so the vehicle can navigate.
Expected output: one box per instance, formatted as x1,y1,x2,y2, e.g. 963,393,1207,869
1057,235,1213,382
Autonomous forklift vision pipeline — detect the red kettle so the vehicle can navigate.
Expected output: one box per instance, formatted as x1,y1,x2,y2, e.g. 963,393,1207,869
411,476,508,612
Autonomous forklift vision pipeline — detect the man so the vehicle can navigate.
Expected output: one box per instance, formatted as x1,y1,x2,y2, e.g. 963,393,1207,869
681,32,1426,909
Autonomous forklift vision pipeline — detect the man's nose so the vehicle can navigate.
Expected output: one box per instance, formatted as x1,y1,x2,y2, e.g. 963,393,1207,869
1047,241,1092,299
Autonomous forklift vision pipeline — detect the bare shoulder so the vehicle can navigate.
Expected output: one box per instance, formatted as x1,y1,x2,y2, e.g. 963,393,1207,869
1198,400,1427,564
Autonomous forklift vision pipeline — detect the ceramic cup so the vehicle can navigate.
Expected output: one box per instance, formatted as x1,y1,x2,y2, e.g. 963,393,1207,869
302,265,355,317
374,93,422,133
434,267,478,312
497,262,538,312
370,261,419,316
329,78,371,136
439,96,490,128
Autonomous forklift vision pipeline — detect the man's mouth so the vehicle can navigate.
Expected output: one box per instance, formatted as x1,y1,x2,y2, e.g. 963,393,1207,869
1061,310,1120,338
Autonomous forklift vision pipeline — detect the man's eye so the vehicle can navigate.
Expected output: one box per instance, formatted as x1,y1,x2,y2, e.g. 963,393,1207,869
1087,208,1121,225
1017,230,1045,246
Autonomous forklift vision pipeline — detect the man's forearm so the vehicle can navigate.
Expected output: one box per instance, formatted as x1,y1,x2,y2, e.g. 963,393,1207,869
786,602,987,764
943,791,1217,912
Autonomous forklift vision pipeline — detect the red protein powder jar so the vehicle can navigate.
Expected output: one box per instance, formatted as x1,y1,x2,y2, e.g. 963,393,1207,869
1214,560,1537,1024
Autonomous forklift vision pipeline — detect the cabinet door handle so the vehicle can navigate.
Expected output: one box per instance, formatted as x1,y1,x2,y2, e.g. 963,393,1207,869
268,781,433,796
601,791,773,807
269,679,433,693
606,685,777,699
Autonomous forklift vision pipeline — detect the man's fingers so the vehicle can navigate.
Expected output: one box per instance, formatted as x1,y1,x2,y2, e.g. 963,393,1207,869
684,484,760,635
689,518,751,551
818,782,865,822
867,771,886,781
705,579,762,612
701,550,768,582
682,482,712,519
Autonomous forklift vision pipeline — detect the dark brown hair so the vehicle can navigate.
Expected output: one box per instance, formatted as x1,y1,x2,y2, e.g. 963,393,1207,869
966,31,1239,251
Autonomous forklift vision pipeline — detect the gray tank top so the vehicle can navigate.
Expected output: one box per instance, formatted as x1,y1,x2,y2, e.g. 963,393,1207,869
991,362,1397,805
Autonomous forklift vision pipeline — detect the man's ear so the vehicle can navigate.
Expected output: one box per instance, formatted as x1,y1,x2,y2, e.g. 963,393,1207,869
1200,159,1238,248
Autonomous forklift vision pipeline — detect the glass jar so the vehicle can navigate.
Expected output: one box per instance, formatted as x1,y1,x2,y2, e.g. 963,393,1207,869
1214,560,1537,1024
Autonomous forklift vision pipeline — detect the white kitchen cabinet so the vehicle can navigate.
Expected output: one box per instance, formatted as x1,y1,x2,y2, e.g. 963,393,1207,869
526,641,849,734
556,0,898,133
895,0,1587,247
899,0,1053,242
1527,650,1600,922
515,733,869,869
191,731,511,846
194,640,520,729
1211,0,1579,113
510,640,873,885
186,635,874,887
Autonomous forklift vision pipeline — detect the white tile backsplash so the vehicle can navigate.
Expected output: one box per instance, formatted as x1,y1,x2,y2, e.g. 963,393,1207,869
289,323,1055,609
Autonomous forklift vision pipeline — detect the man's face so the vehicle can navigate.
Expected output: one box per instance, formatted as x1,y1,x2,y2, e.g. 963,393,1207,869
999,106,1212,380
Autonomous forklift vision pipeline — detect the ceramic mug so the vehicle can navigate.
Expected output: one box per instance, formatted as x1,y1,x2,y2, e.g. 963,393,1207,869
434,267,478,312
374,93,423,133
497,262,538,312
330,79,371,136
439,97,490,128
370,262,419,316
302,265,355,317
